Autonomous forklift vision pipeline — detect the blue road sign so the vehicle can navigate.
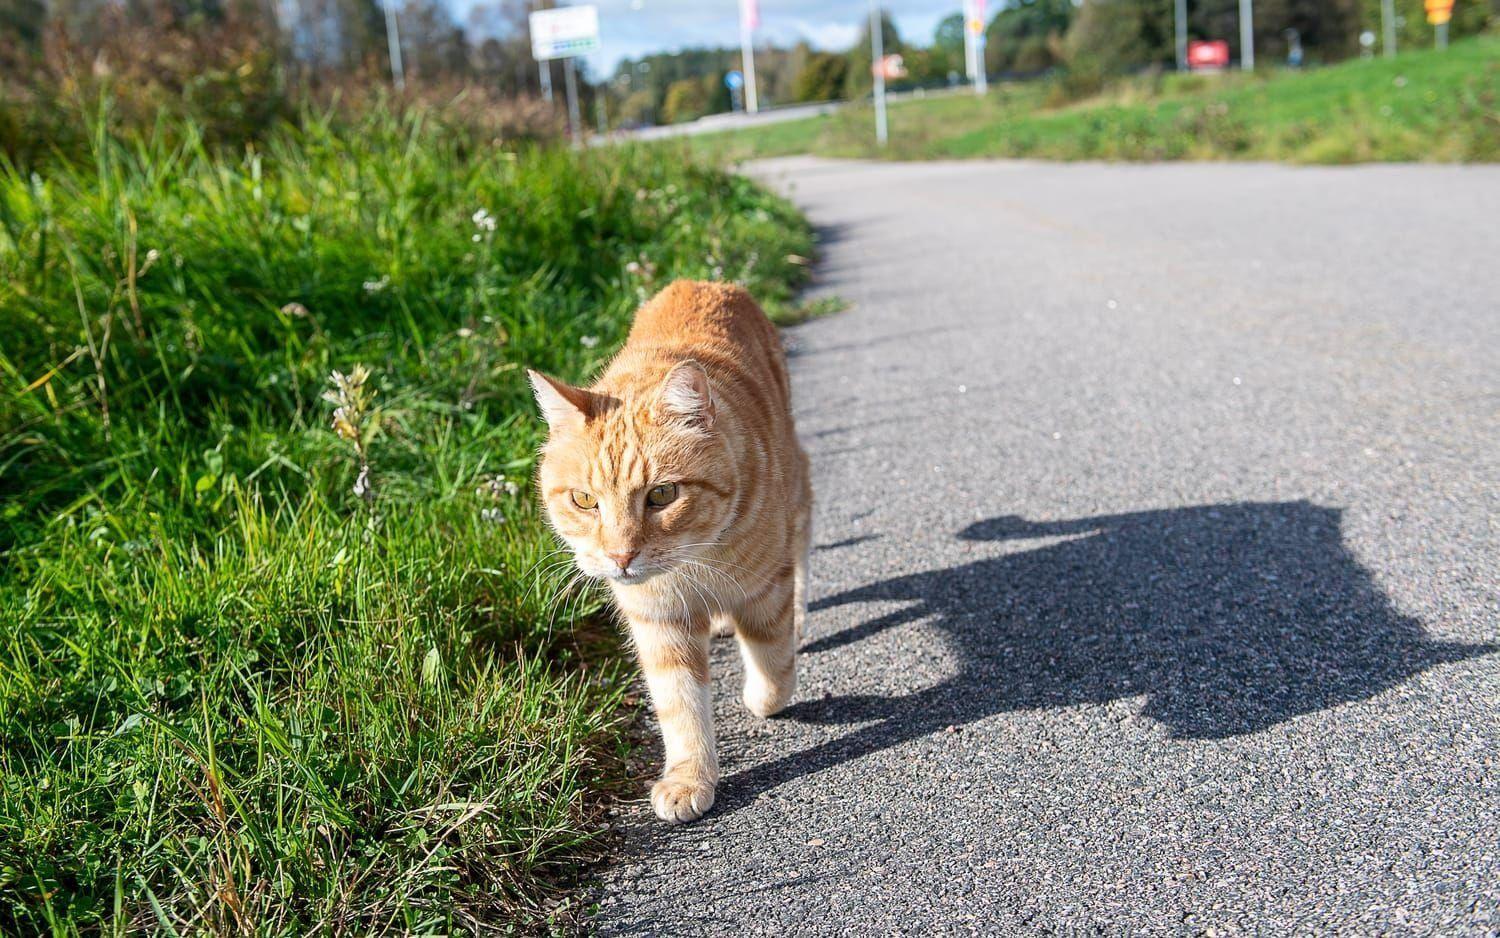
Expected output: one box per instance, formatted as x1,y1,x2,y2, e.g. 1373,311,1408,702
724,70,745,91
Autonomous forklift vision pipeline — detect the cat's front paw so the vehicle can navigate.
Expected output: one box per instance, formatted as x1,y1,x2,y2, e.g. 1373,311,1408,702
650,773,716,823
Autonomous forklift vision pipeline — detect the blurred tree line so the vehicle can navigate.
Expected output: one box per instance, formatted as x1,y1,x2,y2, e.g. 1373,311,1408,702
1,0,1491,145
610,0,1493,125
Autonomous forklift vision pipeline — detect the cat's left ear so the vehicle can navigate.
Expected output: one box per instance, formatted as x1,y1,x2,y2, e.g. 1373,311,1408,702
656,360,715,430
527,369,593,431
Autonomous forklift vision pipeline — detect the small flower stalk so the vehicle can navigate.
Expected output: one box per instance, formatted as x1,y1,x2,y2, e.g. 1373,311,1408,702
324,365,378,502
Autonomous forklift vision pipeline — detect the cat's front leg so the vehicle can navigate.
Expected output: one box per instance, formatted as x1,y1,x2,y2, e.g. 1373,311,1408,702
629,616,718,823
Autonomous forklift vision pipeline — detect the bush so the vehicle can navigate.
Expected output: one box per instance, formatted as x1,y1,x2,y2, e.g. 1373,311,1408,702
663,77,711,123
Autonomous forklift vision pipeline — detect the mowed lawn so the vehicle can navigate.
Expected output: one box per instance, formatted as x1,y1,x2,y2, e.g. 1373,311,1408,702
694,36,1500,164
0,114,811,932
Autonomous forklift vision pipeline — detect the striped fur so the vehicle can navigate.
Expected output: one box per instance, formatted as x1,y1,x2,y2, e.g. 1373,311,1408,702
529,281,811,823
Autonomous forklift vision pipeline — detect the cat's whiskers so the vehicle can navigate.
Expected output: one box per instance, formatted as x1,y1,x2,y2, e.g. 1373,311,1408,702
675,564,721,616
668,549,776,591
545,568,591,638
521,545,571,579
670,557,749,604
529,557,581,600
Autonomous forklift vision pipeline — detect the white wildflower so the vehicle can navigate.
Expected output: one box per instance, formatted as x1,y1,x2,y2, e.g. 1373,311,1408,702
353,464,373,501
362,275,390,294
481,507,506,524
472,208,497,231
477,475,522,501
580,335,600,349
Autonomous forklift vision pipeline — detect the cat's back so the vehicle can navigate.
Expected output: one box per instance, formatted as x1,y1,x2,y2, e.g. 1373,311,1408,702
625,279,778,360
609,280,790,410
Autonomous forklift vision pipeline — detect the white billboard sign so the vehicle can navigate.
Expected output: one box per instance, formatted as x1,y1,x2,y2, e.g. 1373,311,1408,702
530,6,600,61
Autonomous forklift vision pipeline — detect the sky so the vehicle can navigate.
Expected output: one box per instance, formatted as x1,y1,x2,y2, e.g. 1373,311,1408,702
449,0,963,76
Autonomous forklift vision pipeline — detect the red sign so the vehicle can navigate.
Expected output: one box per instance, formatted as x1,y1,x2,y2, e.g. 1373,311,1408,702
1187,40,1231,70
873,54,907,80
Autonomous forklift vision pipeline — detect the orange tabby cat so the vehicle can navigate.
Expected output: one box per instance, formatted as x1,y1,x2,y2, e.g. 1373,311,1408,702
528,280,811,823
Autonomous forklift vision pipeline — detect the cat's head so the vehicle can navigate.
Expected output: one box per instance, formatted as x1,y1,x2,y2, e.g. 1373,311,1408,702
527,361,736,585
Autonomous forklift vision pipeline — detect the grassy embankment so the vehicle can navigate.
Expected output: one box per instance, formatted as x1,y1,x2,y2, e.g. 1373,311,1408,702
0,112,811,932
697,35,1500,164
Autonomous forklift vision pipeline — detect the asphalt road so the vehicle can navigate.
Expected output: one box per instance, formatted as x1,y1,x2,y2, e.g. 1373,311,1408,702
592,157,1500,934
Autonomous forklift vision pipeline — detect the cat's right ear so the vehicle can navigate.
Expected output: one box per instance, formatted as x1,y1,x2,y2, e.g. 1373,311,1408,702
527,370,593,432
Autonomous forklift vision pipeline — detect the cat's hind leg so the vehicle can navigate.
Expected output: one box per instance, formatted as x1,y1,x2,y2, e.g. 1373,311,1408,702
734,574,798,718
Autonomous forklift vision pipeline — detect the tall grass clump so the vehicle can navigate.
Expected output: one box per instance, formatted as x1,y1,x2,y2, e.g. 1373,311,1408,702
0,107,812,932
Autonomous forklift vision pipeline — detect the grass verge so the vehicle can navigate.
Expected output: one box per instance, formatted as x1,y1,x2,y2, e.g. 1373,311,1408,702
0,109,812,932
694,36,1500,164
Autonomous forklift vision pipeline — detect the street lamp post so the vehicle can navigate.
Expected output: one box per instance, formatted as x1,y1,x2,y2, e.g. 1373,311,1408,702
1239,0,1254,69
1175,0,1188,70
870,0,887,146
384,0,405,90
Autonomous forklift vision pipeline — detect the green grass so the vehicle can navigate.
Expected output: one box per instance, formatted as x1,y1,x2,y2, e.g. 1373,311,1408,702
0,107,812,933
697,36,1500,164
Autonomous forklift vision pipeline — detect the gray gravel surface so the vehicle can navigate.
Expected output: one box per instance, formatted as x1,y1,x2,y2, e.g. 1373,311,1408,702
591,157,1500,935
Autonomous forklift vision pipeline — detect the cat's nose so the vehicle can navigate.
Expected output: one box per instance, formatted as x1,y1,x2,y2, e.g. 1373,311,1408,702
606,550,638,572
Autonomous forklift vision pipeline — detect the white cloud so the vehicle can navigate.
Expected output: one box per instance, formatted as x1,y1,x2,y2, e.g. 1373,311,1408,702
786,19,861,50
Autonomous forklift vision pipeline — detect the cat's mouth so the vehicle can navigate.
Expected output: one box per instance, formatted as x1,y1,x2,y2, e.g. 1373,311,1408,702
606,568,655,585
593,561,666,585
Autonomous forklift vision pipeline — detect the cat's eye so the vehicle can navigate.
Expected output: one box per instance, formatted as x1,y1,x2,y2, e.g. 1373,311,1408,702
646,482,677,508
570,490,597,510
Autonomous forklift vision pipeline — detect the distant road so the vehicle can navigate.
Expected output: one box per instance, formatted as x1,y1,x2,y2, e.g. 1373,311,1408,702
612,86,968,142
617,102,840,142
594,157,1500,933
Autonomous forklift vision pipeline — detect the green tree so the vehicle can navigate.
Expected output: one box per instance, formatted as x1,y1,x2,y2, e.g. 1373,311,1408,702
793,50,849,101
929,13,967,81
986,0,1073,74
1063,0,1171,78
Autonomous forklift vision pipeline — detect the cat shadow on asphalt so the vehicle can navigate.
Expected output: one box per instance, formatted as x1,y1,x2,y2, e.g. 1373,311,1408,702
716,500,1494,813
